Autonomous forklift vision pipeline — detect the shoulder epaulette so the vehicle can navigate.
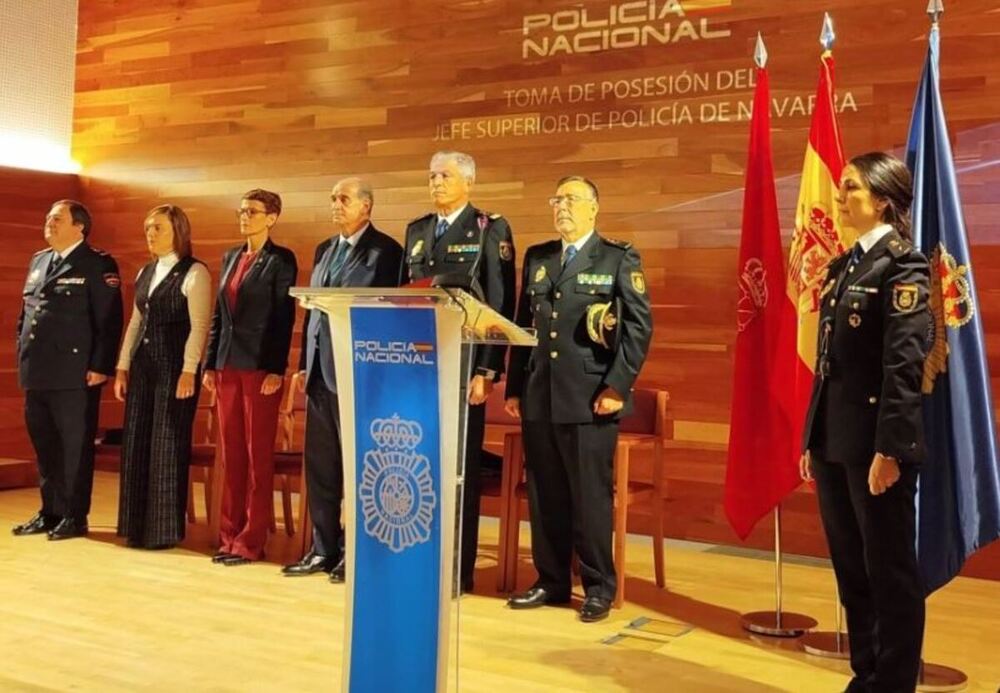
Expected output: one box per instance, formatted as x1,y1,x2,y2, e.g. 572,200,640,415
886,236,912,258
408,212,434,225
601,236,632,250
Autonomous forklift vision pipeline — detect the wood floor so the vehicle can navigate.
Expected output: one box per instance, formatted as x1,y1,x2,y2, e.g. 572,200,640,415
1,472,998,692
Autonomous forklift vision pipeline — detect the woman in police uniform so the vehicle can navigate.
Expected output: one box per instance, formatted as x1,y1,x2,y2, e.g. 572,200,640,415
800,152,930,692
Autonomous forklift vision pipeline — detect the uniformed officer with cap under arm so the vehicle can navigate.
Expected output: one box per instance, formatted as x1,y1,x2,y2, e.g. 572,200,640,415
504,175,652,623
401,150,516,593
12,199,124,541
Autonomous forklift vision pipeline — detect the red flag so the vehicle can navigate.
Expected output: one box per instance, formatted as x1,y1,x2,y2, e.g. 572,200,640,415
724,63,800,539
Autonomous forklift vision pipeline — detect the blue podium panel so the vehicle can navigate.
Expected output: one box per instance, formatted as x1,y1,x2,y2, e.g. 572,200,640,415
342,305,454,693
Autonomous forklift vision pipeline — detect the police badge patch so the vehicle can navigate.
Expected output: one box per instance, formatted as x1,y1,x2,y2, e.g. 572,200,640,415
358,415,437,554
631,271,646,294
499,241,513,261
892,283,918,313
534,265,546,283
411,239,424,257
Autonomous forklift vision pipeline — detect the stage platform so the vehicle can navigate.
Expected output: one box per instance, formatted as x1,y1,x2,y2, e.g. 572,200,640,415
1,472,997,692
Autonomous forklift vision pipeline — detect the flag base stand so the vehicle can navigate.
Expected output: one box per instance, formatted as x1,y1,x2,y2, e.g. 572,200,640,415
917,662,967,692
801,630,850,658
740,610,817,637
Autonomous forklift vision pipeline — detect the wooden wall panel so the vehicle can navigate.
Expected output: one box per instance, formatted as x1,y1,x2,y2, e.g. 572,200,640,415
62,0,1000,576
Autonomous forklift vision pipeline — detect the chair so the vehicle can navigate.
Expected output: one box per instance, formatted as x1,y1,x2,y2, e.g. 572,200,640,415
481,383,521,590
501,388,670,608
273,371,310,557
186,387,218,523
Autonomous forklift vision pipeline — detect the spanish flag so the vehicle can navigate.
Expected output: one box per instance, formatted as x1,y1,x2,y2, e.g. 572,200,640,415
781,50,849,458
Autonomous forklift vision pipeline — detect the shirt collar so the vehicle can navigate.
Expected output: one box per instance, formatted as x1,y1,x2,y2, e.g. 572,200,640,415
156,251,180,269
437,203,468,227
856,223,894,255
55,239,84,260
562,229,595,255
336,222,370,248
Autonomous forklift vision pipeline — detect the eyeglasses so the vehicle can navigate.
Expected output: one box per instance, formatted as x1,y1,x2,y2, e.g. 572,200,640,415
548,195,595,208
237,208,268,218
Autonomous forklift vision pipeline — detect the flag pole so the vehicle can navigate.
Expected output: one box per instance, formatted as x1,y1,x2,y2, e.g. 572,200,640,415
913,2,969,690
801,586,850,658
737,28,816,640
740,505,816,636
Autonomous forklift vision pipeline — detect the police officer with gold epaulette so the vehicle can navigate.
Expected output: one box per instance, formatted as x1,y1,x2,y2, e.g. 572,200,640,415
800,153,930,692
401,150,516,593
12,200,124,541
504,175,652,623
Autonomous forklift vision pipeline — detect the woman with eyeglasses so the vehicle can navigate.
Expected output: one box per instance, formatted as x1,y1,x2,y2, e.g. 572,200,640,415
203,189,298,566
114,204,212,549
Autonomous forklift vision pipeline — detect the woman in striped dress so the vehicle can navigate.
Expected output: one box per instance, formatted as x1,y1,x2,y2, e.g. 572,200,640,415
114,204,212,549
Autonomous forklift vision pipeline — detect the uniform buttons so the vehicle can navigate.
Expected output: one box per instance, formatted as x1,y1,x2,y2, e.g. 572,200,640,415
143,338,150,344
549,331,557,339
852,302,860,309
29,333,35,340
552,311,558,319
39,292,46,299
848,267,854,273
550,351,558,359
31,319,37,326
554,291,562,299
868,396,877,404
72,348,79,354
458,258,465,263
67,291,72,296
429,260,435,267
829,299,835,307
589,289,596,295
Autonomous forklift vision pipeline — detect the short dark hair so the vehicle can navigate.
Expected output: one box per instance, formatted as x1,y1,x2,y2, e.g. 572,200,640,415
146,204,193,258
848,152,914,241
53,199,92,237
242,188,282,216
556,175,599,203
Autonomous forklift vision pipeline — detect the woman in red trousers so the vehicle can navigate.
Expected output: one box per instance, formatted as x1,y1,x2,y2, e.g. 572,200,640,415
203,189,297,565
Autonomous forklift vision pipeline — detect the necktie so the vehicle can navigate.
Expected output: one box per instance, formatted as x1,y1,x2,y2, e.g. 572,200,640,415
46,254,62,277
325,239,350,285
435,218,449,240
847,242,864,274
562,244,578,267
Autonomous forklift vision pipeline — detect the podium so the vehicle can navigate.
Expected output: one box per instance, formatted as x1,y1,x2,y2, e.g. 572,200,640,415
289,286,536,693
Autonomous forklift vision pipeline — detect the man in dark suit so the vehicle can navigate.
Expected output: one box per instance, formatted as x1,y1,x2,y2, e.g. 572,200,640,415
282,177,403,581
400,151,516,593
12,200,124,540
504,176,652,622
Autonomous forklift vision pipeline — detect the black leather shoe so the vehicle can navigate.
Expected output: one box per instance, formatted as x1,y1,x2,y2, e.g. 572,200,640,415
12,513,58,536
507,587,570,610
579,596,612,622
283,551,335,576
47,518,88,541
328,557,346,583
220,555,252,566
211,552,234,564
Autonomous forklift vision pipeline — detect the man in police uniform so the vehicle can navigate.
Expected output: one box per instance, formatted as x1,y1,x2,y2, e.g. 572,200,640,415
12,200,124,540
401,150,516,592
504,176,652,622
283,177,403,582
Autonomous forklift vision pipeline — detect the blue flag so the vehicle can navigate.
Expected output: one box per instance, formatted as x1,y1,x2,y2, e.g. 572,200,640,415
906,23,1000,595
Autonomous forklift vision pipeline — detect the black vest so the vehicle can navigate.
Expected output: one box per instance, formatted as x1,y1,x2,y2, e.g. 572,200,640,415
132,256,200,370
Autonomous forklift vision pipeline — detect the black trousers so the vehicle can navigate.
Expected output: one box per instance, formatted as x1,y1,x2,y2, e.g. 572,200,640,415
522,419,618,601
305,371,345,560
459,403,485,589
24,386,102,523
811,455,924,692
